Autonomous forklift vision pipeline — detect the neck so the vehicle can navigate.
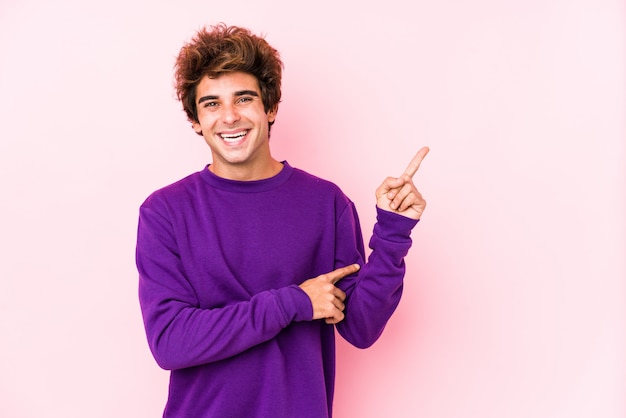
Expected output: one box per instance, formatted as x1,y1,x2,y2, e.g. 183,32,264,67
209,159,283,181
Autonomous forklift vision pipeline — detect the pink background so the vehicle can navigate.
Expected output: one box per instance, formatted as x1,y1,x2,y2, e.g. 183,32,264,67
1,0,624,417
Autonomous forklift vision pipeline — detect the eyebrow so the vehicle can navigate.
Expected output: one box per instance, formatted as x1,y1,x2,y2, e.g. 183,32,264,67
197,90,259,104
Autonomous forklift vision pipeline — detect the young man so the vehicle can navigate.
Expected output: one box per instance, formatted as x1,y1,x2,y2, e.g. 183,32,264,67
136,24,429,418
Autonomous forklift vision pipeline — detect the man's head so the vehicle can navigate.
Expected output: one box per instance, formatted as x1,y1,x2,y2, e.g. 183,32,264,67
174,24,283,128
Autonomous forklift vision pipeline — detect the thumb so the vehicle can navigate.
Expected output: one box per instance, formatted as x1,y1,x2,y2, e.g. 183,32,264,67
327,264,360,285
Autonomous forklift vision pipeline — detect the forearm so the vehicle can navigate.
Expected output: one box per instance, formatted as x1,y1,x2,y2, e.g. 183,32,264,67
336,207,418,348
140,282,311,370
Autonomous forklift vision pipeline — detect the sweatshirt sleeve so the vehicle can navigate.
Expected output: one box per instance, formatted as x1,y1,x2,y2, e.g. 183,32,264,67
136,202,313,371
335,205,419,348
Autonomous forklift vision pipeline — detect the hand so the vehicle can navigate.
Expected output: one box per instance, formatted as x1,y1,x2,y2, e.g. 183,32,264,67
376,146,429,220
299,264,360,324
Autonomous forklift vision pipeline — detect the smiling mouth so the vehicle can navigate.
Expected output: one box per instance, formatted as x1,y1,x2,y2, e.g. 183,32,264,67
220,130,248,144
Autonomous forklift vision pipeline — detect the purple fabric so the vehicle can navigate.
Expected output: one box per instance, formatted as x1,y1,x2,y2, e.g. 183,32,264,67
136,162,418,417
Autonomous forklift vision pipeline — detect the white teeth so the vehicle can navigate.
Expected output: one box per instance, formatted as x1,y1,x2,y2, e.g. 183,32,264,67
220,131,247,143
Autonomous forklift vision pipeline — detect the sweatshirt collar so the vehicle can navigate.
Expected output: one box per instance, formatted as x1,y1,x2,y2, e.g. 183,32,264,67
199,161,293,192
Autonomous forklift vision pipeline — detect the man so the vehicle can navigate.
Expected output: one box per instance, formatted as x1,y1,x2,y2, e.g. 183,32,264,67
136,23,428,418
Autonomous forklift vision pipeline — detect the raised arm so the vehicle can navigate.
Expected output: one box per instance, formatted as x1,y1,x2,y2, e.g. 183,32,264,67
336,147,429,347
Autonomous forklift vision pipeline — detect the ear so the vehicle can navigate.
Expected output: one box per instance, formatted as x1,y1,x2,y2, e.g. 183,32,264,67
192,120,203,136
267,105,278,123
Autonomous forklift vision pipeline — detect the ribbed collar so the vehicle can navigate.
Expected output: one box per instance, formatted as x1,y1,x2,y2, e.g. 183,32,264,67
199,161,294,193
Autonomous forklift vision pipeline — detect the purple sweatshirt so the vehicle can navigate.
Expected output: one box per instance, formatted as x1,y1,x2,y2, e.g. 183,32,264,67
136,162,418,417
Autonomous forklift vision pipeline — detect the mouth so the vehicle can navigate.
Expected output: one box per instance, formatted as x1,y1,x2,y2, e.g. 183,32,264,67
219,130,249,144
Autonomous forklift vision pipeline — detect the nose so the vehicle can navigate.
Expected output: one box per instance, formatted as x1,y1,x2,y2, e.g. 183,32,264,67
221,103,240,125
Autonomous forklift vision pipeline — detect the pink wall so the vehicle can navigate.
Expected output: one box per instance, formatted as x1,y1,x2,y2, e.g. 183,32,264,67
0,0,624,417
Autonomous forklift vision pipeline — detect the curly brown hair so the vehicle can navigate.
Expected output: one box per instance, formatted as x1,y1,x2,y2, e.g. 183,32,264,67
174,24,283,126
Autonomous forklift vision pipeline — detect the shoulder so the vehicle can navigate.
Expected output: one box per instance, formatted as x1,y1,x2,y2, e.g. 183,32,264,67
287,165,354,211
289,166,344,195
140,170,205,210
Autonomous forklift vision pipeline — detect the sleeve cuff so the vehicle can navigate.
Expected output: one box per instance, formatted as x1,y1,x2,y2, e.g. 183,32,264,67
272,285,313,323
374,207,419,242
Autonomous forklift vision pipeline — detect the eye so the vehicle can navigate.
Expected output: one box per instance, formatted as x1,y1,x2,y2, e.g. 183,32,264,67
203,101,218,108
237,96,253,104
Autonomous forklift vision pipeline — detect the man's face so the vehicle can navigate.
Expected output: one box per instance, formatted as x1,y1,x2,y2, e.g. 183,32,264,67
192,71,277,179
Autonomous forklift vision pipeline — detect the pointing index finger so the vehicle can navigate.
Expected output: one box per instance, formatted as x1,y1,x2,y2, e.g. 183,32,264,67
328,264,361,285
403,146,430,178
